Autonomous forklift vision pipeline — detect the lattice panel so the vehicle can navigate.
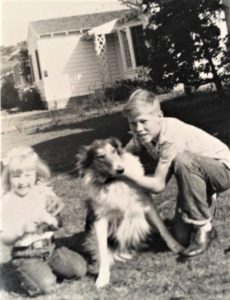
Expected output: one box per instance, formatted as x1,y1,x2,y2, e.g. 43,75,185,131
94,34,111,85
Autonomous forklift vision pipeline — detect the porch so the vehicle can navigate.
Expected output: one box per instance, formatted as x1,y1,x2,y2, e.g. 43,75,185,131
82,14,149,88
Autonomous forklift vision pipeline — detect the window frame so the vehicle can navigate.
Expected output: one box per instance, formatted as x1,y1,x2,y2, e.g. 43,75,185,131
130,25,147,67
35,49,42,80
118,23,146,71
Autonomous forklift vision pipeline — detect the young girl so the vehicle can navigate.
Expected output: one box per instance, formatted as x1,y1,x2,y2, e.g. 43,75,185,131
0,146,87,296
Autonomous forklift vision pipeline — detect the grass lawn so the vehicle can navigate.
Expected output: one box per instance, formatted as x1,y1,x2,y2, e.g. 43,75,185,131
1,91,230,300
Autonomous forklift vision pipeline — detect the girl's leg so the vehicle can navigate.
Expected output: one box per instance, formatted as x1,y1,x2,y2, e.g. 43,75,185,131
48,247,87,279
13,258,57,296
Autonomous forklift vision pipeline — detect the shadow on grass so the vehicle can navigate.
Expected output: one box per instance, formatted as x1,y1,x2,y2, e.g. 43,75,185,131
33,112,131,174
30,112,124,134
31,92,230,175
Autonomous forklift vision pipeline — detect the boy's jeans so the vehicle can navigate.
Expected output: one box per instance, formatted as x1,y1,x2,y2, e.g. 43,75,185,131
173,151,230,225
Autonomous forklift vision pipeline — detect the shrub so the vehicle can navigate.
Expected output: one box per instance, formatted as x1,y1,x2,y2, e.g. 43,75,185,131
1,79,20,109
104,67,164,102
19,86,45,111
105,78,158,102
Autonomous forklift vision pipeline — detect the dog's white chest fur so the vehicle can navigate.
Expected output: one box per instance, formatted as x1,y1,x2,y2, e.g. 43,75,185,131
82,152,151,249
83,152,148,211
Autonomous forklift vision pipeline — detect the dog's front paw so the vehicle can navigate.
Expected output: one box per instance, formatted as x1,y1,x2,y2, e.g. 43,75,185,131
95,271,110,289
114,251,134,262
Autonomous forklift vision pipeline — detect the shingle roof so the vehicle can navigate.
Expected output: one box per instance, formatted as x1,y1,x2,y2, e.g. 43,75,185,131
29,9,130,35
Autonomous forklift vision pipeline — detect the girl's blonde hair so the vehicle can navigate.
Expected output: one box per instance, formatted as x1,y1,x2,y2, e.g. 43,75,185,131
122,89,161,117
1,146,50,194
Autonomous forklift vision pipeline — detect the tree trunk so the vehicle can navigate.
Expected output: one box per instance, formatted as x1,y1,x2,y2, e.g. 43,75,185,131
184,85,194,101
207,55,225,99
202,44,226,100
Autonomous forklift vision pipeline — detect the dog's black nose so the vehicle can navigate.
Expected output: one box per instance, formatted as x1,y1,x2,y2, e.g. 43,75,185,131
116,166,124,174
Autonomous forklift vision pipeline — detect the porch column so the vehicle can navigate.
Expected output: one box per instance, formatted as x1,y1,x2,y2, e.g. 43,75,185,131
126,27,136,69
94,34,112,86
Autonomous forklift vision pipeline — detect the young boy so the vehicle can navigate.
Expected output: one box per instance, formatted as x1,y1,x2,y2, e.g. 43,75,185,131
122,89,230,257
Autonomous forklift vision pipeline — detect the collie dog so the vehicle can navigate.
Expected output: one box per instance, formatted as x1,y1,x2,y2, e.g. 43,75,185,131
76,138,183,288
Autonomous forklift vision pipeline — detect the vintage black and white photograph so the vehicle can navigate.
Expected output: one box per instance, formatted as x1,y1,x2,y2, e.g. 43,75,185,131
1,0,230,299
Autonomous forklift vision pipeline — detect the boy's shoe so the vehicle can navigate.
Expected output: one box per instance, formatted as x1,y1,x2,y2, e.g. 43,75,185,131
181,227,217,257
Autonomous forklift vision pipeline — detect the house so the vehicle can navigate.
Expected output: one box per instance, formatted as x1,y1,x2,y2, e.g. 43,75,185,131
27,4,230,109
27,9,148,109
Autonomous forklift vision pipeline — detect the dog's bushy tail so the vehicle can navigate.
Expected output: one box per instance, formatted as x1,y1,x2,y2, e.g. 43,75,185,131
116,212,150,251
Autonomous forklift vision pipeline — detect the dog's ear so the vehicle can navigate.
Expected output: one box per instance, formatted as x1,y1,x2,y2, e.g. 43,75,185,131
109,137,123,155
75,145,94,177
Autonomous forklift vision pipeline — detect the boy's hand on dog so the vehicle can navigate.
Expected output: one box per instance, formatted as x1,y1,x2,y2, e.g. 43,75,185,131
121,162,142,181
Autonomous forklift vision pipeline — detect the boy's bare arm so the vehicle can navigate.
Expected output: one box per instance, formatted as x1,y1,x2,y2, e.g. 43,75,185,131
123,160,172,194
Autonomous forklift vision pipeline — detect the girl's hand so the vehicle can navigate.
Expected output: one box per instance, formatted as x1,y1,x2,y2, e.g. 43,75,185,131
24,222,37,233
42,213,58,228
36,214,58,234
45,196,64,217
0,224,26,245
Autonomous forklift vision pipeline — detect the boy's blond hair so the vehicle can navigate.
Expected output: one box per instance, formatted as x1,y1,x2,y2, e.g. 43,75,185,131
122,89,161,117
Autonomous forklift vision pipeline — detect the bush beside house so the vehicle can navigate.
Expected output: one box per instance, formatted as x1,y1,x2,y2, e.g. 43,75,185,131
1,78,20,110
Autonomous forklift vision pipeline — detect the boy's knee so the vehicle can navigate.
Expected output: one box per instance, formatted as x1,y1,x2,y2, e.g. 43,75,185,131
173,151,193,174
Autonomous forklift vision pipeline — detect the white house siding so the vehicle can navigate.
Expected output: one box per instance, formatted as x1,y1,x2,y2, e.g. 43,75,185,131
106,33,122,82
64,37,103,98
37,34,104,108
27,27,46,102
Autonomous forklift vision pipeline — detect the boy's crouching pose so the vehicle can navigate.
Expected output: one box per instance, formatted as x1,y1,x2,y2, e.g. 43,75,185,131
122,89,230,257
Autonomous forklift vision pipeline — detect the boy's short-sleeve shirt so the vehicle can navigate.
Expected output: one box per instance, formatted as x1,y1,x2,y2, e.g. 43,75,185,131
126,117,230,169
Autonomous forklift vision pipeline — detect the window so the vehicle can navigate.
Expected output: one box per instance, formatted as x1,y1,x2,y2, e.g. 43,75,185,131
119,25,147,70
130,25,147,67
68,30,80,35
53,32,67,37
35,50,42,80
120,29,132,68
40,34,52,38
